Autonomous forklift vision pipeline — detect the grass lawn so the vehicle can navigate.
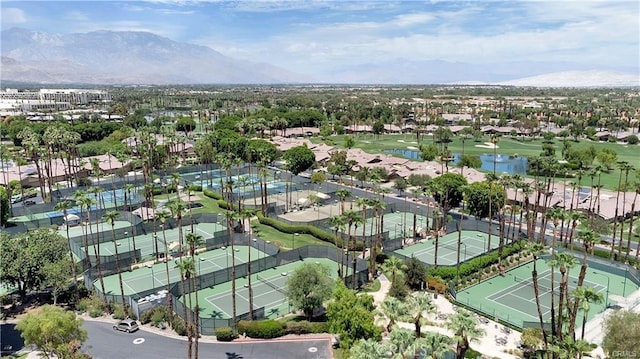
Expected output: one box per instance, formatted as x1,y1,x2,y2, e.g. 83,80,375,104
250,220,333,250
153,191,228,215
311,134,639,190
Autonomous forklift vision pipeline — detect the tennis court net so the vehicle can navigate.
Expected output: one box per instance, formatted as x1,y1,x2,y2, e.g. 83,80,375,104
513,276,554,294
256,274,287,295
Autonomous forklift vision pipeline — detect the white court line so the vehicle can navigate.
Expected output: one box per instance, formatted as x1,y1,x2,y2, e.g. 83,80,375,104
123,280,137,295
486,294,540,321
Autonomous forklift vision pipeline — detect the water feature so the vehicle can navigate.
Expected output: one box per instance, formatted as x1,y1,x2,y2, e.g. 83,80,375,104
386,149,529,175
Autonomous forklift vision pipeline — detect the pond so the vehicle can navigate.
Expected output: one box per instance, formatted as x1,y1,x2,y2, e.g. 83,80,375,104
385,149,529,175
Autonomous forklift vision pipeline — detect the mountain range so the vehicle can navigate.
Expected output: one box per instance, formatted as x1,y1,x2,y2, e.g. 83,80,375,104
1,27,638,87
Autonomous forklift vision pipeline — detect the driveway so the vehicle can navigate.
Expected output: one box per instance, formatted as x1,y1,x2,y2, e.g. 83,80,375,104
83,321,332,359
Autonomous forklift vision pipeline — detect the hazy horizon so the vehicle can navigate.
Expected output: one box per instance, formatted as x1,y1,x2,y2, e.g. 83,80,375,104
2,0,638,83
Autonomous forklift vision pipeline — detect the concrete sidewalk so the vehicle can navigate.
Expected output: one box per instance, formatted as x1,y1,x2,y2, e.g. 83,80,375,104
369,274,520,359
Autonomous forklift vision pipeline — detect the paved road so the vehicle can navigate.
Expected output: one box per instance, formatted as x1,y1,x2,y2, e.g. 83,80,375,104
83,321,332,359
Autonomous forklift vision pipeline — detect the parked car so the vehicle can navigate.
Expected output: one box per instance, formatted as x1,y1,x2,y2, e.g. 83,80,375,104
10,195,22,204
113,319,139,333
24,192,37,199
23,200,36,206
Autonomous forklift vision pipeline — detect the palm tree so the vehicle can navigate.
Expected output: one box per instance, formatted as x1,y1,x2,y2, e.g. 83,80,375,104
545,207,566,337
553,252,578,338
388,326,418,358
185,232,203,359
377,296,407,333
421,332,453,359
54,200,78,304
403,292,437,337
123,183,139,261
156,210,173,309
344,209,363,289
224,210,239,335
73,190,92,269
446,309,485,359
567,229,600,337
485,173,500,251
356,197,370,258
78,195,107,301
104,210,127,310
168,199,187,257
567,211,586,250
528,242,550,350
242,208,257,320
175,257,195,359
432,209,442,268
627,179,640,262
335,189,352,215
369,198,387,280
328,215,347,277
573,286,604,340
381,256,407,284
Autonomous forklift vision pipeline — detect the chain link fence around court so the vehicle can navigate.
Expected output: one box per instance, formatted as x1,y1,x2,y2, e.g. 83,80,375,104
165,245,367,335
71,213,228,270
453,253,640,329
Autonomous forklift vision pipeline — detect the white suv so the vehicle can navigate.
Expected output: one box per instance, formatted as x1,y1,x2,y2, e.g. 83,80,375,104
113,319,139,333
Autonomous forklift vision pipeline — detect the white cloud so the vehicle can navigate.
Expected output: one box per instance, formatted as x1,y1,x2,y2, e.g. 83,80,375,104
3,8,27,24
393,12,435,27
198,1,638,76
64,11,89,21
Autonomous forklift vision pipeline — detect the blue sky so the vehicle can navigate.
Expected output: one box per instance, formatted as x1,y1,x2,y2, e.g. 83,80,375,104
2,1,639,78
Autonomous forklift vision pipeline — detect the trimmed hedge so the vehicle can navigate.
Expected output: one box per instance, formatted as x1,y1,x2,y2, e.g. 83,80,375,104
284,321,327,334
215,327,237,341
257,213,364,250
237,320,286,339
428,240,527,281
565,244,638,267
202,189,234,209
217,199,234,210
203,189,223,200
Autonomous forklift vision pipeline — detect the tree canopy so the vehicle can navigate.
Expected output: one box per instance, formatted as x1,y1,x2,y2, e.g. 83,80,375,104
464,181,507,219
327,281,381,349
283,145,315,175
429,173,467,210
285,262,335,320
603,310,640,356
0,229,69,301
16,305,89,359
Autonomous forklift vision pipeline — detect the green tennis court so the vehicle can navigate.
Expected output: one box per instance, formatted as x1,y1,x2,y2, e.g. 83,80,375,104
394,230,496,265
99,245,264,296
183,258,349,320
95,222,223,259
60,220,132,238
379,212,431,240
456,259,639,329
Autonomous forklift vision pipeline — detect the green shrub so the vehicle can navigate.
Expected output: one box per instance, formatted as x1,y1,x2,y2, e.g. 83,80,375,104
215,327,237,341
170,315,187,336
238,320,286,339
203,189,223,200
140,306,171,325
89,307,104,318
285,321,313,334
309,322,328,333
256,213,364,250
428,240,527,281
217,199,234,210
112,305,126,320
77,298,91,313
465,347,482,358
188,184,203,192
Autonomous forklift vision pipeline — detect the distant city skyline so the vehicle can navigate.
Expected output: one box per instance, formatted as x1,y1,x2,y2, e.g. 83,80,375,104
1,0,639,82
